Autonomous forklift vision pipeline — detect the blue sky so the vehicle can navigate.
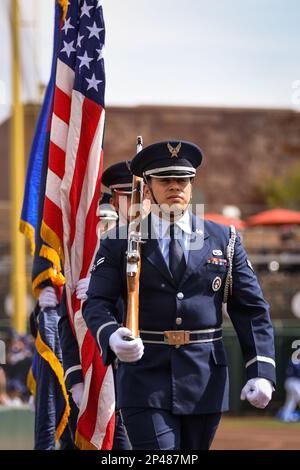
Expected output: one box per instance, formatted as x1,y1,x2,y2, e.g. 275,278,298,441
1,0,300,123
104,0,300,108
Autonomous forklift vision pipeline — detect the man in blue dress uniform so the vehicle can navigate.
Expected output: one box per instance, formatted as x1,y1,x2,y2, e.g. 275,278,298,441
83,141,276,450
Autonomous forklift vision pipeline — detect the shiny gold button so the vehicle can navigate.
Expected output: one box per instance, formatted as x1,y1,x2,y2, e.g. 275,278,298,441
175,317,182,326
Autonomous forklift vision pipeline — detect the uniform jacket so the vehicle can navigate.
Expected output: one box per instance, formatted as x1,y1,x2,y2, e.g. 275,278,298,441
83,214,276,414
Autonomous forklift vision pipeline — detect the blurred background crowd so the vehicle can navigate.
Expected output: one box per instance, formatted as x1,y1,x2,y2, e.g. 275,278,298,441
0,329,33,406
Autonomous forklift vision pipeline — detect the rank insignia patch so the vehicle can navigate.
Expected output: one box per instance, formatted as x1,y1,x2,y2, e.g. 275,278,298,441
91,257,105,273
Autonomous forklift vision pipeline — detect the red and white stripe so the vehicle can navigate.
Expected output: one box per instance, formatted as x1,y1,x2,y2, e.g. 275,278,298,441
42,55,115,450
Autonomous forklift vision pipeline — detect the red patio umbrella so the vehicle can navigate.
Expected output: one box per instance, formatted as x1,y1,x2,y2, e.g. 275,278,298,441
246,208,300,227
204,213,246,230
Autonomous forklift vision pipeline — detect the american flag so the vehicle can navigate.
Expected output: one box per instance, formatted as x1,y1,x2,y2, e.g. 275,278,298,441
41,0,115,450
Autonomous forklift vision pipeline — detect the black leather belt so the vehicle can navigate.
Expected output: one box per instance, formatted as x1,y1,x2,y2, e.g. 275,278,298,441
139,328,222,347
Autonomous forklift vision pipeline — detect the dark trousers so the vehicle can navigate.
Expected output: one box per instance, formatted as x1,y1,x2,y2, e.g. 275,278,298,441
112,362,131,450
113,411,131,450
121,408,221,450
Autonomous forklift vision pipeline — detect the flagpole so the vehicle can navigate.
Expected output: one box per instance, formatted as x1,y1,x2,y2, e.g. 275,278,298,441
10,0,27,334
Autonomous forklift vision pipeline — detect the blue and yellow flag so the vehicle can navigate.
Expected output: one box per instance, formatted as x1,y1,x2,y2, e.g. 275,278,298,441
22,1,70,449
19,1,64,256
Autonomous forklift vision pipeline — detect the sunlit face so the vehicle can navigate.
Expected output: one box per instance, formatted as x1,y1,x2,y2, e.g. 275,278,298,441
144,177,193,217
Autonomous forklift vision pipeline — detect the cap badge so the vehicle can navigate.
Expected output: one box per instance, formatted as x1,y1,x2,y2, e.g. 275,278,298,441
167,142,181,158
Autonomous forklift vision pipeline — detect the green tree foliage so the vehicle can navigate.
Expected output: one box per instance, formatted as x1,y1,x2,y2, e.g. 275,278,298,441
260,164,300,209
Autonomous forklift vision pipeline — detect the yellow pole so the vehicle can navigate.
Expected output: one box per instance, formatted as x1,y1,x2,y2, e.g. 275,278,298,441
10,0,27,334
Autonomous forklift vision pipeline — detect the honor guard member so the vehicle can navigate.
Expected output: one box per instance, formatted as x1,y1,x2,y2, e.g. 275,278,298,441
59,162,135,450
83,141,276,450
102,161,135,227
97,192,119,235
101,160,151,228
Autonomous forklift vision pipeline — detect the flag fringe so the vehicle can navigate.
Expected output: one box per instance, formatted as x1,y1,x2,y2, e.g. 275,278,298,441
19,220,35,256
36,331,70,442
32,268,65,298
41,220,65,263
39,243,63,275
58,0,68,21
75,430,99,451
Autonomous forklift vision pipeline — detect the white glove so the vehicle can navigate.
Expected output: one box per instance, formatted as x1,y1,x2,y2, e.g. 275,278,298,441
240,377,273,409
70,382,84,409
38,286,58,309
109,327,144,363
76,277,90,301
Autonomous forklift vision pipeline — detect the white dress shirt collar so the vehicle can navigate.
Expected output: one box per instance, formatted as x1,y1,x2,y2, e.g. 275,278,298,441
151,210,192,239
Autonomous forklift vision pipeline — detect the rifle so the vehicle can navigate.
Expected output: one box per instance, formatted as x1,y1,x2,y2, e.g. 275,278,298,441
125,136,144,339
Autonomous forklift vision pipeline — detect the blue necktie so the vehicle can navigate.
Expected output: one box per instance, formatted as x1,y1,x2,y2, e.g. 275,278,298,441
169,223,186,284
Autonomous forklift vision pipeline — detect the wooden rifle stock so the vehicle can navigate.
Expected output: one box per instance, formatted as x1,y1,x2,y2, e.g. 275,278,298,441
126,136,143,339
